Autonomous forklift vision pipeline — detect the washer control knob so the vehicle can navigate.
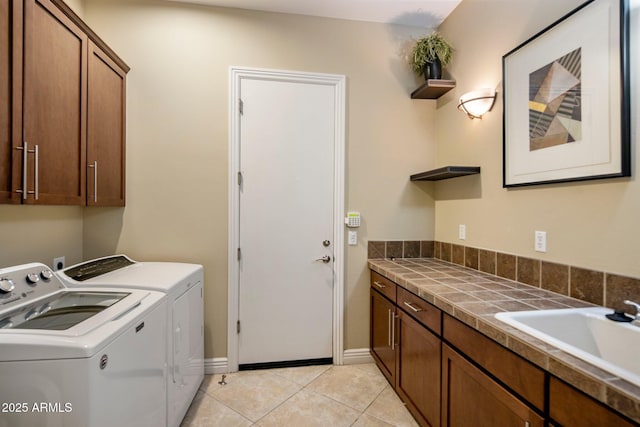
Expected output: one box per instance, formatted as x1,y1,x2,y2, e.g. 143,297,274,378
40,269,53,281
26,273,40,284
0,278,15,294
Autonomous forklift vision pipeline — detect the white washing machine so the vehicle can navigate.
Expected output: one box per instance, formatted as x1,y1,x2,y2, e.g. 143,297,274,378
0,262,167,427
59,255,204,427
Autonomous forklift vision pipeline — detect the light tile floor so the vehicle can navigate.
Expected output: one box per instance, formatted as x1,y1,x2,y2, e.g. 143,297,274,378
180,364,419,427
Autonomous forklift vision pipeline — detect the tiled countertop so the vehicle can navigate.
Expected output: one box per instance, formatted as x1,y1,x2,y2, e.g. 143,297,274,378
368,257,640,424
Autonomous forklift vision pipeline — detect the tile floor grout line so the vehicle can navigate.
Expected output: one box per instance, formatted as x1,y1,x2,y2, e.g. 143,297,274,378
182,364,416,427
347,384,389,427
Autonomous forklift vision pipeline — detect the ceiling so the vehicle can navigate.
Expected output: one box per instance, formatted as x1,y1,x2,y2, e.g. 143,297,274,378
167,0,462,28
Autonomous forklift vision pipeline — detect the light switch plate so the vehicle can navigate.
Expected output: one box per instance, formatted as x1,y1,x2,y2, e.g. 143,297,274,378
535,231,547,252
459,224,466,240
348,230,357,245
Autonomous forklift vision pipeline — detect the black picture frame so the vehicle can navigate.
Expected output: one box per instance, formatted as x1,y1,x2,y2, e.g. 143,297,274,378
502,0,630,187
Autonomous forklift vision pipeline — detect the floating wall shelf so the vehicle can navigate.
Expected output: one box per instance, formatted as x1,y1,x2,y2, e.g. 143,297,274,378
410,166,481,181
411,79,456,99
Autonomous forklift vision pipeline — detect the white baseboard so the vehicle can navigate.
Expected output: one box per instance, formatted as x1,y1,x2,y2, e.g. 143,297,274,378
342,348,374,365
205,349,372,374
204,357,229,374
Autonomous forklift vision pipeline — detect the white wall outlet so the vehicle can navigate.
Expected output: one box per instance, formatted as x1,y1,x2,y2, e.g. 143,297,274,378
53,256,66,271
458,224,466,240
348,230,357,246
535,231,547,253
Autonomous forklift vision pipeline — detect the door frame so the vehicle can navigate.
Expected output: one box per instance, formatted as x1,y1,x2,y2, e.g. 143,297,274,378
227,67,346,372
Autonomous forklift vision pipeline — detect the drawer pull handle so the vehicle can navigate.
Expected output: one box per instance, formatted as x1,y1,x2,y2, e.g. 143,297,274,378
373,281,385,289
403,301,423,312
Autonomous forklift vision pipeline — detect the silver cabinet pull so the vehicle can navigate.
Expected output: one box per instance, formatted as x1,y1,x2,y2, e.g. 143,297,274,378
403,301,423,313
387,309,392,347
32,145,38,200
373,281,385,289
15,141,28,199
88,160,98,202
25,144,38,200
391,313,397,350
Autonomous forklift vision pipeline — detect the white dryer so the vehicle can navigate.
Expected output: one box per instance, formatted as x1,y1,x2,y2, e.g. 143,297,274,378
0,262,167,427
59,255,204,427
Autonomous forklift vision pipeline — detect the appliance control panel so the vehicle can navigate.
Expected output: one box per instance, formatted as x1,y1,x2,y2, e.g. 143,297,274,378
0,263,65,308
62,255,135,282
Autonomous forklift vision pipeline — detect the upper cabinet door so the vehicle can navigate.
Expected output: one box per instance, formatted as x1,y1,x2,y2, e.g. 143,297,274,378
22,0,87,205
0,0,12,202
87,41,126,206
1,0,21,204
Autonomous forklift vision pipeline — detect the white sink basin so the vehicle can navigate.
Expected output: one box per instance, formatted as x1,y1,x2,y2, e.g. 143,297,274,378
495,307,640,387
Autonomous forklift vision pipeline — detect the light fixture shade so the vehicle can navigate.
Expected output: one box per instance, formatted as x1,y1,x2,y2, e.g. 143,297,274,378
458,88,497,119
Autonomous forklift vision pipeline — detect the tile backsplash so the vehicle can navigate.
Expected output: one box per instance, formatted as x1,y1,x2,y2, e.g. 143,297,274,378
367,240,640,313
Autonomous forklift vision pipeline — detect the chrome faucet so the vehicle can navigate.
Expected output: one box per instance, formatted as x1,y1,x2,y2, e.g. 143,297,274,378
624,300,640,325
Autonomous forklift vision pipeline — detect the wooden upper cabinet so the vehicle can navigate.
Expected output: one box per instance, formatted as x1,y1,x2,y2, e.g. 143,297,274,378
1,0,21,204
0,0,12,202
22,0,87,205
87,41,126,206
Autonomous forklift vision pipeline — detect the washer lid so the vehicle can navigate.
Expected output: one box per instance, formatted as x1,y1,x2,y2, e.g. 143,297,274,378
0,288,166,361
6,291,130,330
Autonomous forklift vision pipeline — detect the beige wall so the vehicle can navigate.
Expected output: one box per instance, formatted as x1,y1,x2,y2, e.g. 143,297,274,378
435,0,640,278
80,0,437,358
64,0,85,17
0,206,83,268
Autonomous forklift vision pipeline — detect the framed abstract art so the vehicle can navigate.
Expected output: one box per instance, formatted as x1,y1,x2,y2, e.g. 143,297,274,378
502,0,630,187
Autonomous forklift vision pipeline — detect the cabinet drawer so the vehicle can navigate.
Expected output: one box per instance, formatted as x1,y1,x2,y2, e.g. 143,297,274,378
397,287,441,336
443,314,545,410
549,377,637,427
370,271,396,302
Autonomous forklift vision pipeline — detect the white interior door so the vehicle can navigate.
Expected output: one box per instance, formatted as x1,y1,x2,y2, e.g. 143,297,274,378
237,75,336,367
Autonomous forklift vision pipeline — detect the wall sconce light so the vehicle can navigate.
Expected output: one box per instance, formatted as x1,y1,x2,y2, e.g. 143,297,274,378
457,88,497,119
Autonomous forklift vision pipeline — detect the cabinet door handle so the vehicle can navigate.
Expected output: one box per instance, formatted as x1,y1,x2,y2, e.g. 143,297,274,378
15,141,28,200
27,144,39,200
387,309,392,347
88,160,98,202
391,312,397,350
403,301,423,313
373,281,385,289
33,145,39,200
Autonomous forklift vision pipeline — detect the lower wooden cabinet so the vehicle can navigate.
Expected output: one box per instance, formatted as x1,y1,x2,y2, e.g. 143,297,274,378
441,344,544,427
549,377,637,427
397,310,441,427
370,270,638,427
370,288,396,384
371,273,442,427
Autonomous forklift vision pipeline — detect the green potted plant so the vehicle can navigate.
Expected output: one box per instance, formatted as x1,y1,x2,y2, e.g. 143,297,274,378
410,31,454,80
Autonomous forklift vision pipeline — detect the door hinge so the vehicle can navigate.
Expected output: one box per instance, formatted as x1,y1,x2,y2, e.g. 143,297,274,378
239,98,244,115
237,247,241,261
237,171,243,187
236,320,241,334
